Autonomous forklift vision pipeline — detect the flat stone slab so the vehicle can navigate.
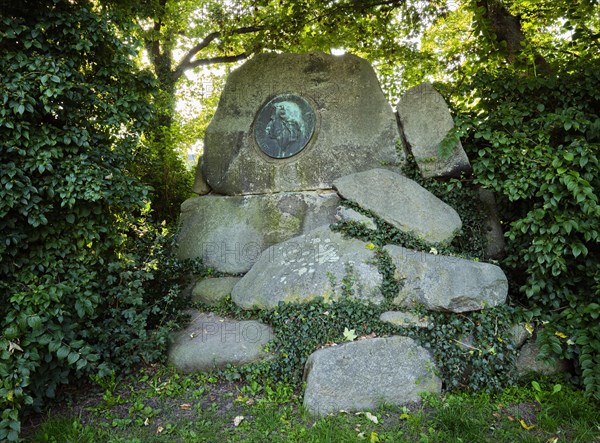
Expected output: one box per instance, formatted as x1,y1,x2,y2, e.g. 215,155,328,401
177,191,339,274
191,277,241,306
384,245,508,312
335,206,377,230
333,168,462,244
231,226,383,310
303,336,441,416
380,311,430,328
202,52,403,195
168,312,274,373
397,82,471,178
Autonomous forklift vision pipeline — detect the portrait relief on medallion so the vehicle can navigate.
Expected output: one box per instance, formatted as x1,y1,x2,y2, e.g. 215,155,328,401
254,95,316,159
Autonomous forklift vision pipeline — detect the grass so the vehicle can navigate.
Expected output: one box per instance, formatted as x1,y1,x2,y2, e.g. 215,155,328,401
24,365,600,443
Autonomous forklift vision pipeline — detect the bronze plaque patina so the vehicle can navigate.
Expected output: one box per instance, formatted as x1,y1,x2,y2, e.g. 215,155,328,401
254,94,316,159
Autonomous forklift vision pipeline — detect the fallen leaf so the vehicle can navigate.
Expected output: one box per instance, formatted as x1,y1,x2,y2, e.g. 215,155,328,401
143,417,150,426
524,323,535,335
365,412,379,424
180,403,192,411
343,327,358,342
156,426,164,434
507,415,514,422
8,341,23,354
546,437,558,443
233,416,245,427
554,331,567,339
520,419,536,430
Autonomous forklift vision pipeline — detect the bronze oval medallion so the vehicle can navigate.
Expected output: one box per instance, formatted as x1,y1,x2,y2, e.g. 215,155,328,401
254,94,316,159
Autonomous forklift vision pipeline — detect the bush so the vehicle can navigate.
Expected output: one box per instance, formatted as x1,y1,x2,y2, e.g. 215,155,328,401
0,1,195,440
451,58,600,399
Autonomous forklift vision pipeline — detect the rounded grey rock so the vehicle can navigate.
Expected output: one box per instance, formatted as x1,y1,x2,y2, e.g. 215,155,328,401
303,336,441,416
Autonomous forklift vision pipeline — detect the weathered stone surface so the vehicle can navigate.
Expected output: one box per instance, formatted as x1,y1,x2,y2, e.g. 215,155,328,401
177,191,339,274
509,324,530,349
303,336,441,416
397,82,471,178
384,245,508,312
231,226,383,310
191,277,241,306
192,156,211,195
168,311,274,373
333,169,462,244
335,206,377,230
478,188,506,259
380,311,430,328
516,342,570,376
203,52,403,195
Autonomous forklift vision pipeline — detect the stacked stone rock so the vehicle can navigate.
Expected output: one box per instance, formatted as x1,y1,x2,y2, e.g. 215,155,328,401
170,52,517,416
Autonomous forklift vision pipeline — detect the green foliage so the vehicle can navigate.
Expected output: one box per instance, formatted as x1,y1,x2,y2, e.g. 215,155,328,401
408,307,519,392
452,57,600,398
241,295,517,396
29,369,600,442
0,1,197,440
259,297,393,384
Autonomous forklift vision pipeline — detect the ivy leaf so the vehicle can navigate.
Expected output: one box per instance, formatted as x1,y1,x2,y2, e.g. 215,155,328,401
343,327,357,341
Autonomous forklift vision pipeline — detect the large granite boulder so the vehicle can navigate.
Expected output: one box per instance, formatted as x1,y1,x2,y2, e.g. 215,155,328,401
191,277,242,306
384,245,508,312
202,52,403,195
303,336,441,416
177,191,339,274
231,226,383,310
168,312,274,373
397,82,471,178
333,169,462,244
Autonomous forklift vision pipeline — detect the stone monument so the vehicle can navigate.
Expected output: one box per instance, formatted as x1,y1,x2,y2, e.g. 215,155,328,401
171,52,517,416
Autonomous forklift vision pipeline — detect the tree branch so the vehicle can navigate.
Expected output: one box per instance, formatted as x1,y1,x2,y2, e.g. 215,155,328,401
173,26,262,80
174,53,250,80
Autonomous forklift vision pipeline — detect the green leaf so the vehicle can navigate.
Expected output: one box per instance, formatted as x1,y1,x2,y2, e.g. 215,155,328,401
56,346,70,360
67,352,80,365
26,315,42,330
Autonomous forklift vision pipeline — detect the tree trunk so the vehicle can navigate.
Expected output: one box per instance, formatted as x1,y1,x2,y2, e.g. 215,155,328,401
476,0,552,74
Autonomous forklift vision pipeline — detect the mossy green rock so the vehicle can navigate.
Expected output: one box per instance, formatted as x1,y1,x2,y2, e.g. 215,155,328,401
178,191,339,274
191,277,241,306
231,226,383,310
202,52,403,195
397,82,471,178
